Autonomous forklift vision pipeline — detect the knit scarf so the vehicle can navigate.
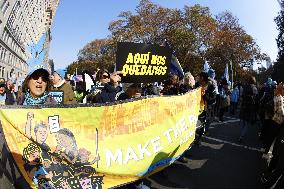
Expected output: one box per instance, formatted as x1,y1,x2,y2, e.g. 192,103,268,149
23,92,49,105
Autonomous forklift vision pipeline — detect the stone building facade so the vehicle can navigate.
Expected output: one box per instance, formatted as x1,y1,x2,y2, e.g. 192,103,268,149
0,0,59,81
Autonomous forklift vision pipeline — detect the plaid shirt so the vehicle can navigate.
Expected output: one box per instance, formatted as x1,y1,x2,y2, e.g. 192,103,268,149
273,95,284,124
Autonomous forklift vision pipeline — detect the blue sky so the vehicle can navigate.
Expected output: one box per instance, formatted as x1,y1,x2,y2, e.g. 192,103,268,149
49,0,281,69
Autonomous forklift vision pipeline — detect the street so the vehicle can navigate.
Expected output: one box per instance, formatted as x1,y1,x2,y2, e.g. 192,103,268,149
145,115,267,189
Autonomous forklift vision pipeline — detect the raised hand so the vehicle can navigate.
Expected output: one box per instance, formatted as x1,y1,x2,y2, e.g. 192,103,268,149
110,71,123,84
27,112,34,121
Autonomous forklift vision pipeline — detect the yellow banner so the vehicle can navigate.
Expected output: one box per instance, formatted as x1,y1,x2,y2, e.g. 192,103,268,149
0,89,202,189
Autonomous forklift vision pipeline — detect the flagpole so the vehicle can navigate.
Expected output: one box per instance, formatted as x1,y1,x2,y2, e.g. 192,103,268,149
230,60,233,88
75,67,78,88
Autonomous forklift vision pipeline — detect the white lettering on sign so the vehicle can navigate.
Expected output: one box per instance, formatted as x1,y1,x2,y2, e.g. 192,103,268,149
105,113,198,167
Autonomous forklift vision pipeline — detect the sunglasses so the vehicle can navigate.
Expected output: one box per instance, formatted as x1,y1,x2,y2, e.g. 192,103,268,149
30,73,49,82
101,74,110,79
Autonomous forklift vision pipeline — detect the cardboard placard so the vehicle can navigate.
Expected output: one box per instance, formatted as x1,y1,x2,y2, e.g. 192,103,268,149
116,42,172,83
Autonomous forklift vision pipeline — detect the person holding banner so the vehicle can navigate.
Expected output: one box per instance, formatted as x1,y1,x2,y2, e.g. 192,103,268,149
179,72,195,94
51,69,77,105
115,83,150,189
19,67,56,105
87,69,111,103
92,71,123,103
161,73,179,95
117,83,142,100
142,83,160,96
194,71,217,145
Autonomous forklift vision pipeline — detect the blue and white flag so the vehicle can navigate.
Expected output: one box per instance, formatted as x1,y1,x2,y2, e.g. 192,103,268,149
203,61,210,73
224,63,229,82
163,39,184,78
27,32,50,74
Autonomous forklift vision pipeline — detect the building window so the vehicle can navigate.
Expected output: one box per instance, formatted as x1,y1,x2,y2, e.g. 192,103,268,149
3,2,9,15
0,0,7,11
0,47,4,60
3,48,6,61
2,29,6,41
14,1,20,16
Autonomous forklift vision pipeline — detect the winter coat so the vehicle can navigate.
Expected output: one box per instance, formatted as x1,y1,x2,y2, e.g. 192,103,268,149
239,84,258,122
94,83,122,103
5,90,17,105
50,81,77,105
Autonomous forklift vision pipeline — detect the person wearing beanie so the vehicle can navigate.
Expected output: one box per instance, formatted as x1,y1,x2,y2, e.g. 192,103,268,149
51,69,77,105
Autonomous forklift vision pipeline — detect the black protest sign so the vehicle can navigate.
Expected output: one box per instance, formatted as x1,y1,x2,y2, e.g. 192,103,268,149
116,42,172,83
49,91,64,104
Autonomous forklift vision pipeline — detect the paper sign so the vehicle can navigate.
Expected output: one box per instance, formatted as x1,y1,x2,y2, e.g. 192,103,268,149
49,91,64,104
48,115,60,133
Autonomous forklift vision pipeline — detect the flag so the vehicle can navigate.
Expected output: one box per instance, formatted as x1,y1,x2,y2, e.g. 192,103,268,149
230,61,233,88
170,55,184,78
73,75,83,82
82,72,95,103
114,64,117,72
224,63,229,82
27,32,50,73
163,39,184,78
84,72,95,91
203,61,210,73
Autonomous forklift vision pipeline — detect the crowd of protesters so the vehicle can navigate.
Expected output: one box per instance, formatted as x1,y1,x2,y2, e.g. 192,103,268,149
0,64,284,188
